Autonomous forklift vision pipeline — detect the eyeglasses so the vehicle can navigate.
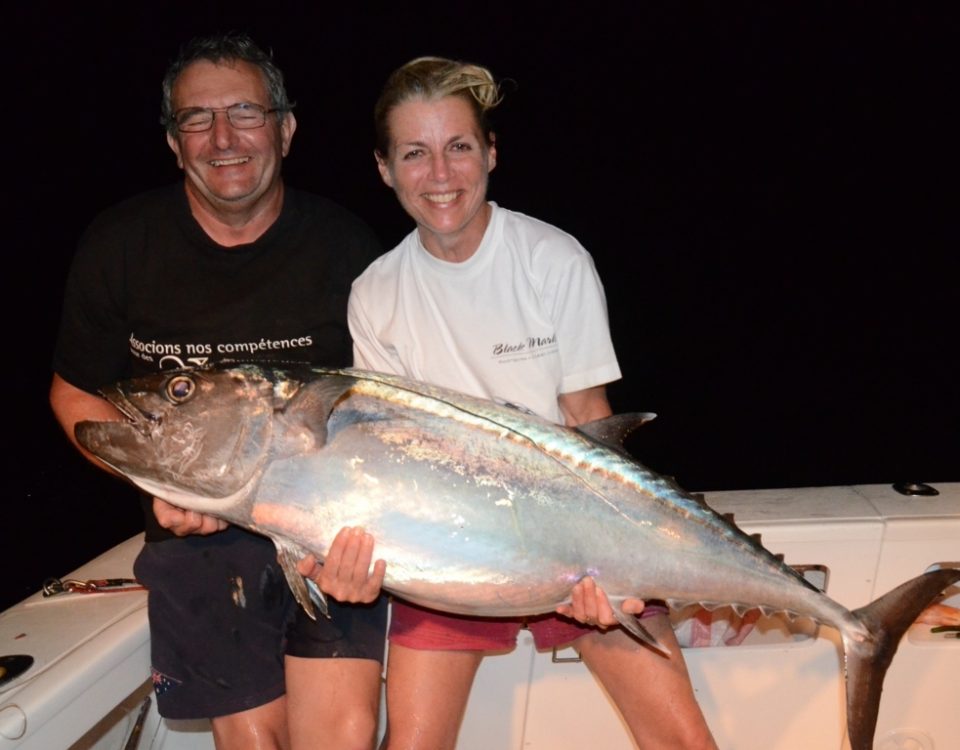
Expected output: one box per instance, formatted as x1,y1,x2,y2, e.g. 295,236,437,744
173,103,285,133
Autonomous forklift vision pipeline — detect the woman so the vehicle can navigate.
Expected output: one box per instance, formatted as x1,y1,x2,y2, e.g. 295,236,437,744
306,57,718,749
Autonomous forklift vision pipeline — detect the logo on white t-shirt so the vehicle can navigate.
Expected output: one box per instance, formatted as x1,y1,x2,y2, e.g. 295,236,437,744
491,333,557,363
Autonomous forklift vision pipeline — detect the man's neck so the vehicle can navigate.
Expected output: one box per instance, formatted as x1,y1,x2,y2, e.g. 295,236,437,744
184,182,286,247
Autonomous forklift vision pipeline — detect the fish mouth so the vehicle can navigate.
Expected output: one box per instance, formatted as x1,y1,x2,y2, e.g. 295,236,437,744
97,384,160,437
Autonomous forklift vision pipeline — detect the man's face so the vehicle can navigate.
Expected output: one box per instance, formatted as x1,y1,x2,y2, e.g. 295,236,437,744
166,59,295,216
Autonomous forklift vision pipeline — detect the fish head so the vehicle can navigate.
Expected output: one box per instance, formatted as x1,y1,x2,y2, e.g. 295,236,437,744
75,365,281,509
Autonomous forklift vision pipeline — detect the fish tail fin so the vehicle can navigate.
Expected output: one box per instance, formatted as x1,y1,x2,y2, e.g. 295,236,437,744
841,566,960,750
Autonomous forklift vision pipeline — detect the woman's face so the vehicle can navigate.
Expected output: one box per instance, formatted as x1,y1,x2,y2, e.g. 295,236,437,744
376,95,496,260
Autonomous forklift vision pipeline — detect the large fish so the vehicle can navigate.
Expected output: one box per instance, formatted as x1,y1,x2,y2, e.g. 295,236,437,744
76,364,957,750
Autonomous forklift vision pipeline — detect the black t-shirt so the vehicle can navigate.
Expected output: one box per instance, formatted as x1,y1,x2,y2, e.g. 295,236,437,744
53,183,382,539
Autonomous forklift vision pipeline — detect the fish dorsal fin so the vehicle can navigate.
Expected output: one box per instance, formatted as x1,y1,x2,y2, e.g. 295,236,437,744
714,508,777,557
492,397,538,415
576,413,657,449
273,537,328,620
688,492,712,509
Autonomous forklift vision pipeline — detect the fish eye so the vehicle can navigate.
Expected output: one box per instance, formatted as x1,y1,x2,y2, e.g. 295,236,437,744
165,375,196,404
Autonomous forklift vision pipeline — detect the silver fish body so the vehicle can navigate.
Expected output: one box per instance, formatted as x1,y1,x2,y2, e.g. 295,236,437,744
76,364,959,750
257,378,846,625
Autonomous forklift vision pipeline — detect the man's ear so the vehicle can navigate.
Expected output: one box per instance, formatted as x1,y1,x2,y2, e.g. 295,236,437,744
280,111,297,157
166,132,184,169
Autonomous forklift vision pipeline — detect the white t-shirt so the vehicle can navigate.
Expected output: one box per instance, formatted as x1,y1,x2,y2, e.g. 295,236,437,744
348,203,621,424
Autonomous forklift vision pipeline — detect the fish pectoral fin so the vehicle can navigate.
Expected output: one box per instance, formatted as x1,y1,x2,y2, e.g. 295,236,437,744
281,375,360,445
273,538,328,620
304,578,329,618
614,608,672,657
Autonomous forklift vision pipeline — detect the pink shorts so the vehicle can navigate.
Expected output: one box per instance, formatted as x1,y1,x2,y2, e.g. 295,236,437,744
389,600,670,651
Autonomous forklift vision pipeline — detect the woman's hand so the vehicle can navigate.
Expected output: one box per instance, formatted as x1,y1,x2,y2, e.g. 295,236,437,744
556,576,645,628
297,526,386,604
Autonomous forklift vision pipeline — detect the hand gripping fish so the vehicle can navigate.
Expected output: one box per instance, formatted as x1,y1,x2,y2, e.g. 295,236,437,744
75,364,959,750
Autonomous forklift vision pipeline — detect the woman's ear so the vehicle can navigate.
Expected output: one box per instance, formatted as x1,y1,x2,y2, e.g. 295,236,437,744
375,150,394,188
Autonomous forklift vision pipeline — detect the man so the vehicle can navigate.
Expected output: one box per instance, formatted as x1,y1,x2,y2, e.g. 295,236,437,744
50,32,385,749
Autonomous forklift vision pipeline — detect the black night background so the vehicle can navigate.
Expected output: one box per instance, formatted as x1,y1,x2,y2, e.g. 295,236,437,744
5,3,956,611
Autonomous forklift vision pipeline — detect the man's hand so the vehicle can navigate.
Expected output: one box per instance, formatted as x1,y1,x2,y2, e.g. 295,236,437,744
556,576,645,628
296,526,386,604
153,497,227,536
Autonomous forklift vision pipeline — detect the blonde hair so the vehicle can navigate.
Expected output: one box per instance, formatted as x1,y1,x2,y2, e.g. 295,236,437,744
374,56,503,156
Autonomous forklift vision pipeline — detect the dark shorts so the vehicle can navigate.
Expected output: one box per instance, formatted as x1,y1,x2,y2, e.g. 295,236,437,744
389,599,670,651
134,528,387,720
286,594,388,662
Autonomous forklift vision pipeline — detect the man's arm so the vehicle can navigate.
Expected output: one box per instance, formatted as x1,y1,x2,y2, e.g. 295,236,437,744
50,373,124,471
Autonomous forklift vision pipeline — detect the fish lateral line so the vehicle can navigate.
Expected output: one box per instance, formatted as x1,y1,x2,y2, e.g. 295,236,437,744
332,371,670,508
